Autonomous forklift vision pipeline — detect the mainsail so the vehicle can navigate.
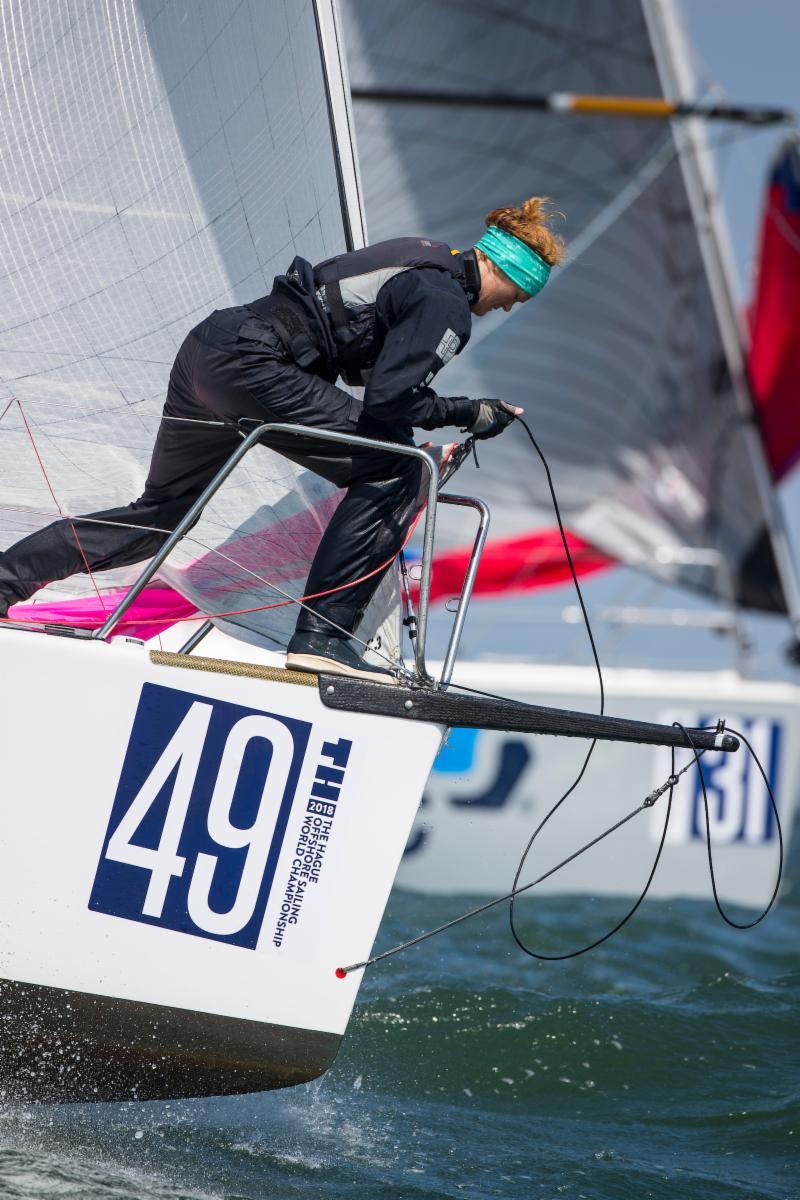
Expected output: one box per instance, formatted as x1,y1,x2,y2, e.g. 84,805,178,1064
0,0,401,653
340,0,798,618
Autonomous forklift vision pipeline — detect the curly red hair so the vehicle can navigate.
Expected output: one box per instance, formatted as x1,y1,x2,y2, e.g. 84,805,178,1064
480,197,565,267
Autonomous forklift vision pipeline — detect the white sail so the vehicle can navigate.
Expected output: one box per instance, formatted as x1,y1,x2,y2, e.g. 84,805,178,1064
0,0,401,656
340,0,794,615
0,0,432,1102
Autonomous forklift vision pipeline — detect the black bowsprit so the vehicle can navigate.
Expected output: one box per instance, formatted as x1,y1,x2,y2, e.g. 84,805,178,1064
318,676,739,753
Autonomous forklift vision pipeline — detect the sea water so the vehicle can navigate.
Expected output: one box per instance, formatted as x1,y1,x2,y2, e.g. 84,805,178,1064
0,842,796,1200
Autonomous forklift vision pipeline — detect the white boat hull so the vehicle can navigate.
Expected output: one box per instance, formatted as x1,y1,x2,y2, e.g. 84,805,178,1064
396,663,797,910
0,628,442,1100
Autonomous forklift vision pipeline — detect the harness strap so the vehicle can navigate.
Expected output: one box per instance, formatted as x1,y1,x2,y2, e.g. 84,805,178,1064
246,295,321,369
461,248,481,305
323,279,349,330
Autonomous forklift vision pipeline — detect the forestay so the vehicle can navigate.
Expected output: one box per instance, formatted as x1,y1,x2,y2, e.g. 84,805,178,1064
341,0,788,614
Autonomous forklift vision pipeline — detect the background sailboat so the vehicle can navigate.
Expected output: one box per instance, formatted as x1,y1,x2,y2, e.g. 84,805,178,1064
340,0,799,623
337,0,800,905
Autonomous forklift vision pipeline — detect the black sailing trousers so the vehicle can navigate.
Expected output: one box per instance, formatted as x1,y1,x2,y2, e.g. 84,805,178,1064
0,309,423,637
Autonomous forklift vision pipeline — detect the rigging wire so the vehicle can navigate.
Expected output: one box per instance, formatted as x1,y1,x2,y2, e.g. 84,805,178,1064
336,720,783,977
9,507,413,674
6,390,785,965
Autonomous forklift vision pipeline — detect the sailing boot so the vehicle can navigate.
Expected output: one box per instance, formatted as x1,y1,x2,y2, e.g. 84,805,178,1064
286,630,397,684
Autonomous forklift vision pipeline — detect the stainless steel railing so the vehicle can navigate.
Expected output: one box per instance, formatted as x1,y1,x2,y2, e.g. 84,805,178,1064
92,423,488,686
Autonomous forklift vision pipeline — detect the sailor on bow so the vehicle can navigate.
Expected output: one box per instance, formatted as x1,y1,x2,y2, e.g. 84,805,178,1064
0,198,564,679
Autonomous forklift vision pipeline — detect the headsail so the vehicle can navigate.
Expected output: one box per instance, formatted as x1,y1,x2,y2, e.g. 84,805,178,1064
0,0,398,653
340,0,796,616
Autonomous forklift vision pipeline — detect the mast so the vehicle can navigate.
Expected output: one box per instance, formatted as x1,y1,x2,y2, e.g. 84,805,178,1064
643,0,800,641
314,0,368,250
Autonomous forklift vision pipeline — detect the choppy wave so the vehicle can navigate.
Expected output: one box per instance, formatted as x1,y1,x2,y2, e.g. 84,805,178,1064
0,880,797,1199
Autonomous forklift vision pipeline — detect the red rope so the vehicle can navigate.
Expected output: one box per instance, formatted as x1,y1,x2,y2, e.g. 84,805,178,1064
15,400,107,609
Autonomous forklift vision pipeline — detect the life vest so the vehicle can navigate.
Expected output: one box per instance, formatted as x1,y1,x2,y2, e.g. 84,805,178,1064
313,238,480,385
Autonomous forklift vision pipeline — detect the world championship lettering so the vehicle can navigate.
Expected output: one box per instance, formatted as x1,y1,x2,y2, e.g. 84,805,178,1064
272,738,352,948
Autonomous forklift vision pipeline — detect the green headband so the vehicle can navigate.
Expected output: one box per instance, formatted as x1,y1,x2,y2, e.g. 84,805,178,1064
474,225,551,297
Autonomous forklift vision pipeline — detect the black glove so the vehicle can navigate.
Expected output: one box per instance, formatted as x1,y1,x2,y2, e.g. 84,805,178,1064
468,400,518,440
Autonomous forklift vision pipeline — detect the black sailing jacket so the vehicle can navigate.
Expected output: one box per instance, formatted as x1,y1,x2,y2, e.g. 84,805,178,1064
272,238,481,431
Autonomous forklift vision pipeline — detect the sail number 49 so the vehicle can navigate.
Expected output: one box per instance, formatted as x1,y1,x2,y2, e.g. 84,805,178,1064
90,684,310,948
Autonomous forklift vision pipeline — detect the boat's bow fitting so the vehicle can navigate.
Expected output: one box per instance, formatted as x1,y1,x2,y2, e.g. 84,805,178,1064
318,676,739,753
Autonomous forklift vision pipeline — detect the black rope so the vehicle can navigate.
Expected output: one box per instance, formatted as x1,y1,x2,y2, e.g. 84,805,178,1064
335,718,783,976
676,721,783,928
451,419,782,957
334,418,784,977
508,748,678,961
507,416,609,958
336,753,690,976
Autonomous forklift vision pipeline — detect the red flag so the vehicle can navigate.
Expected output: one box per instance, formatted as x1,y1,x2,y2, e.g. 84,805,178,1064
748,138,800,481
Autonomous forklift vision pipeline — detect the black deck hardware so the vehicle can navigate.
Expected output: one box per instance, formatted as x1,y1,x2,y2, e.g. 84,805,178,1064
318,676,739,753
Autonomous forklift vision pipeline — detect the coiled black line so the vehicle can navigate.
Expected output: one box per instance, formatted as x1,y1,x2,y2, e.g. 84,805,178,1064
335,418,783,976
676,722,783,929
